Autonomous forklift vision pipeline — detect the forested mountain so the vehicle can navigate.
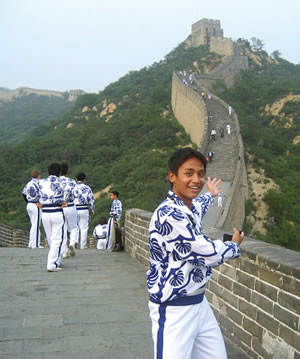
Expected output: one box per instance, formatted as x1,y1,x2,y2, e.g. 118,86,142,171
0,92,75,144
0,44,219,232
0,40,299,251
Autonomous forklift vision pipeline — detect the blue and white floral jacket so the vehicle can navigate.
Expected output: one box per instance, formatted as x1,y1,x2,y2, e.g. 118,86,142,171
147,190,240,305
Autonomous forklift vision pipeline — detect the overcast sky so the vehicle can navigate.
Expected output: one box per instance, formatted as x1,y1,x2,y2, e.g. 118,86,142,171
1,0,299,93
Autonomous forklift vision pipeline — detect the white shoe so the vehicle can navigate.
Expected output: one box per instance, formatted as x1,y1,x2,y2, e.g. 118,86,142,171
38,246,44,248
47,267,62,272
62,252,69,259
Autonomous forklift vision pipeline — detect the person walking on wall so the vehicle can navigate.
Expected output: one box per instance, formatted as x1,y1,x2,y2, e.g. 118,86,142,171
218,191,224,207
219,127,225,138
59,163,78,258
210,128,216,141
74,172,95,249
226,124,231,135
38,163,66,272
22,170,43,248
147,147,244,359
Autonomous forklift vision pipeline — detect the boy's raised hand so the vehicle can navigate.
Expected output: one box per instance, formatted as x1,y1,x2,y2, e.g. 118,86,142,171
206,177,222,197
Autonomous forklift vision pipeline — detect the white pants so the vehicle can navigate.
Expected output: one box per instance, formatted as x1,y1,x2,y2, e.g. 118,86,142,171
42,210,65,270
97,239,107,249
106,217,115,250
26,203,41,248
62,205,79,253
149,297,227,359
218,197,223,207
77,209,89,249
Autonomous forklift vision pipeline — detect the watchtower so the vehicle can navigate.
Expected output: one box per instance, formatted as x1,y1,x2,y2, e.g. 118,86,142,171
191,18,223,47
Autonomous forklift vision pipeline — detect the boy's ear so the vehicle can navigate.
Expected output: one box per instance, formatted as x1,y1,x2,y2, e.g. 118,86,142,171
168,171,176,184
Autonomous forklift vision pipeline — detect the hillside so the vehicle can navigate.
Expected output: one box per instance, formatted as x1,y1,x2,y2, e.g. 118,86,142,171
0,41,299,251
0,92,75,144
0,43,219,231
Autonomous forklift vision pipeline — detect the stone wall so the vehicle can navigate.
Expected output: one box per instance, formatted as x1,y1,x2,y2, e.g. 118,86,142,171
124,208,151,267
124,209,300,359
195,43,249,91
171,72,208,149
0,223,30,247
211,94,248,231
172,71,248,231
210,37,234,57
0,222,99,249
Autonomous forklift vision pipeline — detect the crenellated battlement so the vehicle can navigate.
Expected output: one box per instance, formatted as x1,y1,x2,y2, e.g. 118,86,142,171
191,18,224,47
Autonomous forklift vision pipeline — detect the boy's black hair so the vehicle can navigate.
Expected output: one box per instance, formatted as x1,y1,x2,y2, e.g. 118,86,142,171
110,190,119,198
60,162,69,176
31,170,40,179
168,147,207,175
48,163,61,177
76,172,86,181
98,217,107,225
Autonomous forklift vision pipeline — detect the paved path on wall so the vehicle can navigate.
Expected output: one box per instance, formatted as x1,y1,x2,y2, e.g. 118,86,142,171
178,73,241,231
202,95,240,231
0,248,249,359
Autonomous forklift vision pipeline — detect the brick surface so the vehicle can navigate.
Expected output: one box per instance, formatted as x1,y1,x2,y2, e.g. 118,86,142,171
278,291,300,315
233,281,251,301
238,298,257,320
281,276,300,297
274,304,299,331
254,279,278,301
252,291,274,315
218,272,235,291
243,317,263,339
236,270,255,289
256,310,279,336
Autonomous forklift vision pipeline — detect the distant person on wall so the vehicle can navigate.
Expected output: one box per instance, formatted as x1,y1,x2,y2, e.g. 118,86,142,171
59,163,78,258
228,105,232,116
38,163,67,272
219,127,225,138
107,191,123,252
147,147,244,359
218,191,224,207
207,151,214,163
93,217,109,249
210,128,216,141
226,124,231,135
74,172,95,249
22,170,43,248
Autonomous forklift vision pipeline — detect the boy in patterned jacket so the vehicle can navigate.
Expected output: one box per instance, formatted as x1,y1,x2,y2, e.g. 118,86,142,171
147,147,244,359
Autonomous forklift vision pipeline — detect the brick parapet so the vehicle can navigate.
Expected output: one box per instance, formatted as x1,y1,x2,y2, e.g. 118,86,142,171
0,223,30,247
124,209,300,359
172,72,209,152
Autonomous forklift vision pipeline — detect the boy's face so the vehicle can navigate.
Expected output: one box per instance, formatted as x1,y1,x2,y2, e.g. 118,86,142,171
110,193,117,201
168,156,205,207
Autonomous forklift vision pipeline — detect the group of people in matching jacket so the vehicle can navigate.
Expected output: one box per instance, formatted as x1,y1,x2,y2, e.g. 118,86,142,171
22,162,122,272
